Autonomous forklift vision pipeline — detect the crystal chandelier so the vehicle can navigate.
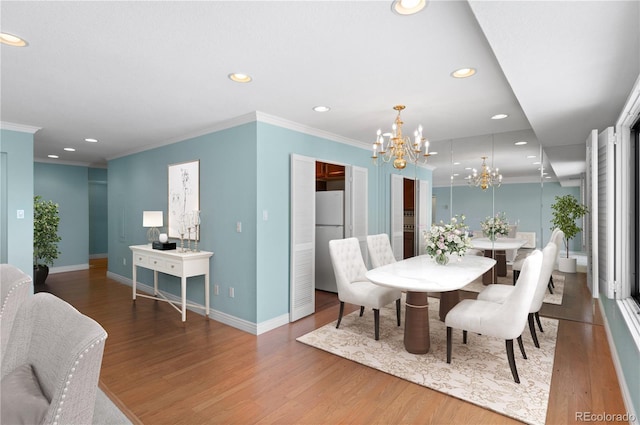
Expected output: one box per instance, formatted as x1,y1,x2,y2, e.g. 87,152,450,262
467,156,502,190
371,105,431,169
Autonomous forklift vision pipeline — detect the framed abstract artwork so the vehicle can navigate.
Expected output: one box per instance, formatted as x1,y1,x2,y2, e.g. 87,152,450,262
168,160,200,239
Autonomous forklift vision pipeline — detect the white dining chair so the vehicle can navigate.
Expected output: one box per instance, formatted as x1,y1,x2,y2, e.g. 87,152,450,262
477,242,558,348
512,229,563,294
366,234,396,268
445,250,543,384
329,237,402,340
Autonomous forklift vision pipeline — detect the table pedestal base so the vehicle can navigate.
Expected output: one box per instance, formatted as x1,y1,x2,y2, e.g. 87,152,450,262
404,292,430,354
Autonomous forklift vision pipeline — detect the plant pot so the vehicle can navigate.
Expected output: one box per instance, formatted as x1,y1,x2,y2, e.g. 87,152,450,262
558,257,577,273
34,265,49,285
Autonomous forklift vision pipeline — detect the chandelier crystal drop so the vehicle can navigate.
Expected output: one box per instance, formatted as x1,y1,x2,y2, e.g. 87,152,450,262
467,156,502,190
371,105,431,169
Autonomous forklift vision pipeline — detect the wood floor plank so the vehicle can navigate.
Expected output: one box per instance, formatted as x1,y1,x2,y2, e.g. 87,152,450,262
34,261,628,424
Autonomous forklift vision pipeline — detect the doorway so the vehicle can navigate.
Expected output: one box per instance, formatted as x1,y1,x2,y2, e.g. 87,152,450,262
403,178,415,259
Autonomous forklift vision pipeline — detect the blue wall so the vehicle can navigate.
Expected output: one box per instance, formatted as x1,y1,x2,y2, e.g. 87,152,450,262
0,129,34,276
34,162,89,269
89,168,108,256
108,118,432,325
433,182,582,251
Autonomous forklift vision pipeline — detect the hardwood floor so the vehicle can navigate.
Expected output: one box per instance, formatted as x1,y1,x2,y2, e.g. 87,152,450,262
36,262,628,424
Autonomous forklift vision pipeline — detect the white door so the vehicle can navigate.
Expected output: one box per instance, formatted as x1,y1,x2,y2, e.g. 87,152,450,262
415,179,431,255
390,173,403,260
290,154,316,322
346,165,368,265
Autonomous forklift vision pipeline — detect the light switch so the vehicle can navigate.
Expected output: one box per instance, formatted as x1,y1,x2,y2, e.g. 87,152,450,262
16,210,24,219
263,210,268,221
236,221,242,233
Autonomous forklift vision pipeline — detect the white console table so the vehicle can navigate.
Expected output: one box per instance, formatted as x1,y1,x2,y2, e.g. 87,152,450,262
130,245,213,321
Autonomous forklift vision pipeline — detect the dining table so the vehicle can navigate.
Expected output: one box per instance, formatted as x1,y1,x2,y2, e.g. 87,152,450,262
470,237,528,284
365,254,496,354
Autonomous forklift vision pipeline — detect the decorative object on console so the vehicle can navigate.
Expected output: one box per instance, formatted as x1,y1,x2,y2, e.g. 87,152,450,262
481,212,510,241
168,160,199,239
142,211,163,243
467,156,502,190
159,233,168,243
371,105,431,169
423,215,471,265
152,241,177,250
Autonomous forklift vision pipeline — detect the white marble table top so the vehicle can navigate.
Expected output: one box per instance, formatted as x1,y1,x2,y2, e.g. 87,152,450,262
470,237,528,250
365,254,496,293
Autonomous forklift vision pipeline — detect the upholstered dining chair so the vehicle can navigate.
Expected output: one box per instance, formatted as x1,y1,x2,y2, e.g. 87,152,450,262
1,292,108,425
445,250,543,384
329,237,402,340
367,233,396,268
477,242,558,348
512,229,563,293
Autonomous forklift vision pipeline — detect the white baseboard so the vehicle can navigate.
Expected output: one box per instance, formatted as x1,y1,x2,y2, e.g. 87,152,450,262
50,264,89,274
106,271,286,335
598,297,639,425
89,253,108,259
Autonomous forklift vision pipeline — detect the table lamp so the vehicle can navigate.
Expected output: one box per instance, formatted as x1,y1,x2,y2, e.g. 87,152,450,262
143,211,163,243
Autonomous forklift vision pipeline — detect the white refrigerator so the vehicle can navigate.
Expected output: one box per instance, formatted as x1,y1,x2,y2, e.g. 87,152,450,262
315,190,344,293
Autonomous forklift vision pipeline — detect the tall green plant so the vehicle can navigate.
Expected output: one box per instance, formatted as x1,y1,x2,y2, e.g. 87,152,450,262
33,195,61,267
550,194,589,258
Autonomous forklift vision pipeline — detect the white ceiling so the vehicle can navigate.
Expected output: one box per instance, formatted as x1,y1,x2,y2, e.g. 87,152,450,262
1,1,638,188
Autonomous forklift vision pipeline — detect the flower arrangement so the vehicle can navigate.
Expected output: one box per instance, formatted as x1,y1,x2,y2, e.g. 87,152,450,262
480,212,510,241
424,215,472,265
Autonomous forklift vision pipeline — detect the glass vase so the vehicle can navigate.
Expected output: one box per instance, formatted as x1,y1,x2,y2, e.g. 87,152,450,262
435,253,449,266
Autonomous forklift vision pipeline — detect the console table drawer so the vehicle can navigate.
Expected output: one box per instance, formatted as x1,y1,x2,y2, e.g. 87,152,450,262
162,259,183,276
133,253,149,266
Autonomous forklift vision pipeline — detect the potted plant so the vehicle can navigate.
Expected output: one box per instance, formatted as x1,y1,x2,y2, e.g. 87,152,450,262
33,195,61,284
550,194,588,273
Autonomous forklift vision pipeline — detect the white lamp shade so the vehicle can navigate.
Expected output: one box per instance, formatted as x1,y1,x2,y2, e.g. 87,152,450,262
143,211,163,227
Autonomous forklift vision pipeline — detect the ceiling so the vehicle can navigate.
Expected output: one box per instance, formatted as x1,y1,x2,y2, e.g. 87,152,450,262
1,1,638,188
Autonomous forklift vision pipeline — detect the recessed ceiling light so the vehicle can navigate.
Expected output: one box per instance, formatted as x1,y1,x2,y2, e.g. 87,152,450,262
514,141,527,146
313,106,330,112
451,68,476,78
47,155,59,159
453,162,461,165
0,32,28,47
391,0,427,15
64,147,76,152
533,161,541,165
228,73,252,83
464,167,472,170
85,138,98,143
527,155,536,159
452,173,459,177
491,114,509,120
430,151,438,155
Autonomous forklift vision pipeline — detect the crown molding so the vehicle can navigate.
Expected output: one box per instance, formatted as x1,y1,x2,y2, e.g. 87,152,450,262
0,121,41,134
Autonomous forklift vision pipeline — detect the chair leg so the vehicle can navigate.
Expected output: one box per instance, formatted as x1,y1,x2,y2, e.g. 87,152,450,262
336,302,345,329
463,330,468,344
535,312,544,333
517,335,527,359
506,339,520,384
395,298,401,326
359,306,365,317
549,276,555,288
512,270,520,285
547,281,554,294
528,313,540,348
446,327,452,363
374,309,380,340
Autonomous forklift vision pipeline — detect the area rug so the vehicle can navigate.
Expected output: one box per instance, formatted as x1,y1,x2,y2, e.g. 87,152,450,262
93,388,134,425
297,297,558,425
462,271,565,305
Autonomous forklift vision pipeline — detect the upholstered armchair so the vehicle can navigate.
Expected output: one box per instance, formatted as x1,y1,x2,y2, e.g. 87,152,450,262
477,242,558,348
366,234,396,268
445,250,543,383
1,292,108,425
0,264,33,362
329,237,402,340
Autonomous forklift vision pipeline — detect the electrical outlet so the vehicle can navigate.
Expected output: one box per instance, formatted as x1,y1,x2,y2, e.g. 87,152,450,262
236,221,242,233
214,284,219,295
229,287,235,298
122,257,126,266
